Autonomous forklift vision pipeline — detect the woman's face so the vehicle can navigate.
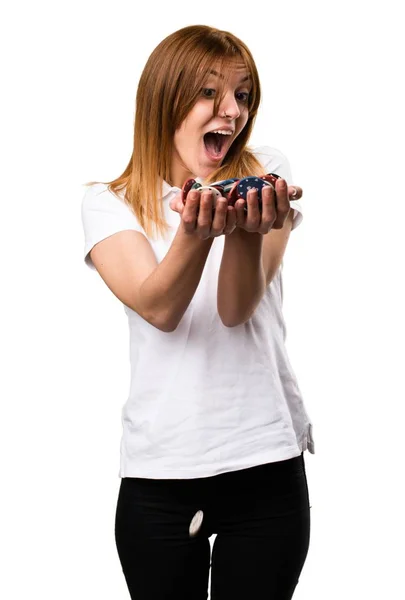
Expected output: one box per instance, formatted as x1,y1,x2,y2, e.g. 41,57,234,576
171,61,251,188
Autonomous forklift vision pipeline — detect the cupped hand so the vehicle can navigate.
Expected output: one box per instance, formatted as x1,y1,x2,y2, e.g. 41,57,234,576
234,179,303,233
170,189,237,239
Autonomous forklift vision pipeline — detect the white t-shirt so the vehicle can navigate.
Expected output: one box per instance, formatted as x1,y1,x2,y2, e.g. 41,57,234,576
81,146,315,479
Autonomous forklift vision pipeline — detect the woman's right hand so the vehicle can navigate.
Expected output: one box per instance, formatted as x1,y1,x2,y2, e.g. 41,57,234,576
170,189,237,239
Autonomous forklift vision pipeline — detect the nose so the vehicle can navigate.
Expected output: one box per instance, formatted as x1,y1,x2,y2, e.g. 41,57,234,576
219,92,241,119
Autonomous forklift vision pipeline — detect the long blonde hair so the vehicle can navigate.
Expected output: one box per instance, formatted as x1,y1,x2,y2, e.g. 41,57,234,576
84,25,264,238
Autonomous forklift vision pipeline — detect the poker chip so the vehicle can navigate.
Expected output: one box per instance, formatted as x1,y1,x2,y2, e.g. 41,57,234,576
189,510,204,537
182,179,224,207
228,176,273,209
211,177,239,187
181,181,224,211
260,172,281,187
197,186,223,208
210,177,240,199
181,178,197,203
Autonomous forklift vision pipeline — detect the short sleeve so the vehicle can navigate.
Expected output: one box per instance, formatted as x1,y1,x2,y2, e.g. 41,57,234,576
81,183,145,270
253,146,303,231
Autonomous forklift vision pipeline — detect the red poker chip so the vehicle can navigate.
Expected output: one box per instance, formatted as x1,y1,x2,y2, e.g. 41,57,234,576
181,178,196,203
260,172,281,187
227,179,241,206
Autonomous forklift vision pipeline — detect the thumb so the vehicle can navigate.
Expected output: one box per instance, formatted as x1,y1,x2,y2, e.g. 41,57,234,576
170,193,184,213
288,186,303,200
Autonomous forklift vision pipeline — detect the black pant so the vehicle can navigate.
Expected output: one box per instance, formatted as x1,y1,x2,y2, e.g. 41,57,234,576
115,453,310,599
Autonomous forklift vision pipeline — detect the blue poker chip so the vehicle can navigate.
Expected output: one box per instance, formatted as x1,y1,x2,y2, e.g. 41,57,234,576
210,177,240,198
211,177,239,187
228,176,273,210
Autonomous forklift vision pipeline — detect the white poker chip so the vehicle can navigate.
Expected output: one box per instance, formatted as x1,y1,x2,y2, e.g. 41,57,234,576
197,186,222,198
197,186,222,208
189,510,204,537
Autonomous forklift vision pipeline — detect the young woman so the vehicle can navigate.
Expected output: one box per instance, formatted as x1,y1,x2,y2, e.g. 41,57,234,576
81,24,315,600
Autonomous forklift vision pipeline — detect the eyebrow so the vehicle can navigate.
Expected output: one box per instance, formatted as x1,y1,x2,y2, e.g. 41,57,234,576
209,69,250,82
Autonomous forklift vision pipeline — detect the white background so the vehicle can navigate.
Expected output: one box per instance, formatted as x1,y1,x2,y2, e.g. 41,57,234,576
1,0,404,598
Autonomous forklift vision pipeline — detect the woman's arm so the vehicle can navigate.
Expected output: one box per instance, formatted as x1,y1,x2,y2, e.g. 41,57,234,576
90,189,235,333
217,228,266,327
90,226,214,333
217,180,298,327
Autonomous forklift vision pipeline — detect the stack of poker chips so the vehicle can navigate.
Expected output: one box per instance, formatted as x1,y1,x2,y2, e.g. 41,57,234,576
181,173,281,211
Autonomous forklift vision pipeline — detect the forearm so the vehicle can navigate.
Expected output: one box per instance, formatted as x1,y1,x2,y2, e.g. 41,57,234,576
140,226,214,332
217,228,266,327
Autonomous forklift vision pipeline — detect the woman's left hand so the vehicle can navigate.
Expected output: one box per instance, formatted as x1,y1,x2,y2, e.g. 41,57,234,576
234,179,303,234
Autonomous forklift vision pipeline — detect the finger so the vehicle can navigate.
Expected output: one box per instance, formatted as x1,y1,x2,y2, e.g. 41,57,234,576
272,178,291,230
182,190,200,234
197,190,214,239
223,205,237,235
211,196,228,236
170,198,184,214
177,196,185,212
170,193,181,212
234,199,246,227
260,185,277,234
245,188,260,231
288,185,303,201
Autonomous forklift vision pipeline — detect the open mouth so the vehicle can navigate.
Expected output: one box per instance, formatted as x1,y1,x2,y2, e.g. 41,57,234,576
203,132,232,160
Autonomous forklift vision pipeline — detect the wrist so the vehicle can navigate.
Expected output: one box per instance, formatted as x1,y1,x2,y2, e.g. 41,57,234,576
226,226,263,244
177,223,215,246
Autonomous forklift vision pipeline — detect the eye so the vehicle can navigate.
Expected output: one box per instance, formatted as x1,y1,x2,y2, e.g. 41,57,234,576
202,88,216,98
236,92,250,103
